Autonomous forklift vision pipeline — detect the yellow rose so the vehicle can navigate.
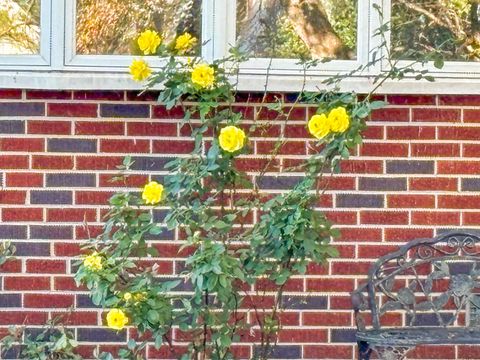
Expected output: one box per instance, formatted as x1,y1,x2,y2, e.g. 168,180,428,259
137,30,161,55
129,59,151,82
308,114,331,140
219,126,246,153
142,181,164,205
106,309,128,331
191,63,215,89
175,33,197,54
123,292,132,302
83,252,103,271
328,106,350,133
133,292,147,303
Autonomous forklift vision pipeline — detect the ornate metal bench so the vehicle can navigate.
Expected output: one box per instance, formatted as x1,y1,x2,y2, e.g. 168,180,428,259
352,231,480,360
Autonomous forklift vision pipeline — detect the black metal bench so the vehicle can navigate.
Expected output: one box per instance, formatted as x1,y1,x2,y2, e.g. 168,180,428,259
352,231,480,360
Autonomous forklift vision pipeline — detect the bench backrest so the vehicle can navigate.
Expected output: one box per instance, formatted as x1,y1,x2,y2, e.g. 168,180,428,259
353,231,480,330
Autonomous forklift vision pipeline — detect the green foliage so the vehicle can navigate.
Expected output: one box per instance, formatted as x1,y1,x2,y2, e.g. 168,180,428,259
1,319,81,360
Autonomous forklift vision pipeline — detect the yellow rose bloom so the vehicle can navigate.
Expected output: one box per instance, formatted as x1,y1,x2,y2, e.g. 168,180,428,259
308,114,331,140
83,252,103,272
328,106,350,133
142,181,164,205
219,126,246,153
106,309,128,331
129,59,152,82
191,63,215,89
175,32,197,54
137,30,161,55
123,292,132,302
133,292,147,303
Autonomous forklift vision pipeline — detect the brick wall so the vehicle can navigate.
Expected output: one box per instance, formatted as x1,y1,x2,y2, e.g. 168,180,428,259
0,89,479,359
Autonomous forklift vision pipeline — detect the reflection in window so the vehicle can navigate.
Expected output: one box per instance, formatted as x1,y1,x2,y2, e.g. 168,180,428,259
391,0,480,61
236,0,357,60
0,0,40,55
76,0,202,55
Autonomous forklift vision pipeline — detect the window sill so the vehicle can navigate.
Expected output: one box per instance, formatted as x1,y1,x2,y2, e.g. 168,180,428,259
1,70,480,94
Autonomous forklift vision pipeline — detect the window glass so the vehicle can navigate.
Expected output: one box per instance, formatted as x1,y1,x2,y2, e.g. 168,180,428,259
0,0,41,55
391,0,480,61
236,0,357,60
75,0,202,55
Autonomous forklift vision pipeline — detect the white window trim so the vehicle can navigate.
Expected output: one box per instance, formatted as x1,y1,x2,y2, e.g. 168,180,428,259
1,0,480,93
0,0,52,68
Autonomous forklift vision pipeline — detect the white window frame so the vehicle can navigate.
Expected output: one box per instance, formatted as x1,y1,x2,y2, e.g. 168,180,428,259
1,0,480,93
0,0,52,69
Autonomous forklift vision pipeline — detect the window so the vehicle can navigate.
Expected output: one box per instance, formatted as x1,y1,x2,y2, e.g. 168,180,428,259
1,0,480,92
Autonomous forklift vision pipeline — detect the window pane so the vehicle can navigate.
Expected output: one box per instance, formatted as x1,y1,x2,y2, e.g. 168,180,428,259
236,0,357,60
391,0,480,61
0,0,41,55
75,0,202,55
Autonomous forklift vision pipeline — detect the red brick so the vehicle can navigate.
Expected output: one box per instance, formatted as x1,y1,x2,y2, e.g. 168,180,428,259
76,121,124,135
100,139,150,153
386,126,436,140
74,90,124,101
256,140,306,155
76,156,123,170
340,160,383,174
47,208,96,222
152,105,185,119
0,311,48,325
256,278,303,292
99,174,148,187
257,106,306,121
153,140,194,154
360,211,409,225
370,108,409,121
409,345,455,359
27,90,72,99
412,211,460,225
464,109,480,122
0,259,22,273
28,120,71,134
439,95,480,106
75,224,103,239
458,346,480,359
387,95,436,105
438,161,480,175
48,103,97,117
76,191,113,205
234,158,280,172
412,108,460,122
32,155,74,169
362,126,384,139
54,277,85,291
6,173,43,187
127,122,177,136
388,194,435,208
302,312,352,326
360,143,408,157
306,278,354,292
278,329,327,343
339,228,382,242
463,144,480,157
24,294,74,308
358,245,398,258
3,208,43,221
385,228,434,242
324,211,357,225
463,212,480,226
438,126,480,140
0,155,28,169
411,143,459,157
0,89,22,99
26,259,66,274
54,243,83,257
4,276,50,290
331,262,371,275
0,138,44,152
409,177,457,191
0,190,26,204
439,195,480,209
304,345,353,359
52,311,98,325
